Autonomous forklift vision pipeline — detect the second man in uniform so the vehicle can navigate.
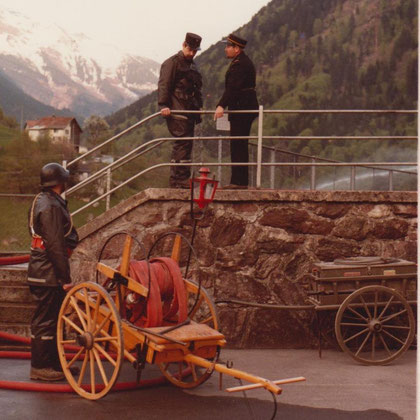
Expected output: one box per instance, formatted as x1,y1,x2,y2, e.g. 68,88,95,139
214,34,258,189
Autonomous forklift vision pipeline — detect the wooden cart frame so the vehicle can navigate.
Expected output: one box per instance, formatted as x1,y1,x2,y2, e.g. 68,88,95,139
57,234,305,400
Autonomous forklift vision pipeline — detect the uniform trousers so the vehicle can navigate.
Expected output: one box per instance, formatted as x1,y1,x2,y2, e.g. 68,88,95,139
169,123,194,187
30,285,65,369
229,116,254,186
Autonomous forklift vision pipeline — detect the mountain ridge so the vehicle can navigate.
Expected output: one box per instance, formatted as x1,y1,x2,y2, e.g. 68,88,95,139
0,7,160,118
0,68,78,125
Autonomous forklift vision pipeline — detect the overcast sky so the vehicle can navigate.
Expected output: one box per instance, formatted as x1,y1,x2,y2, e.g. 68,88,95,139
0,0,270,62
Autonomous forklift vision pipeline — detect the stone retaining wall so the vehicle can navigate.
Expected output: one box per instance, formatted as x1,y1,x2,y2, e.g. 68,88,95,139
71,189,417,348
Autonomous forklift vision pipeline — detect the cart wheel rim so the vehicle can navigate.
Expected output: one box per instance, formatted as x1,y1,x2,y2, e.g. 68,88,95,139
57,281,124,400
335,285,415,365
158,281,220,388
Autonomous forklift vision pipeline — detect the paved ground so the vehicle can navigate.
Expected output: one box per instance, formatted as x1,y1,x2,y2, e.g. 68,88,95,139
0,348,416,420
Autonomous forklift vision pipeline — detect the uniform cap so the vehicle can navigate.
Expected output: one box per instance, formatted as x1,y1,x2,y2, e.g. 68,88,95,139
223,33,247,48
185,32,202,51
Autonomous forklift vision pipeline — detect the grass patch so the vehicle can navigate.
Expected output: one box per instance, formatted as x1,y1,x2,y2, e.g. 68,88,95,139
0,196,33,251
0,190,143,252
0,126,19,144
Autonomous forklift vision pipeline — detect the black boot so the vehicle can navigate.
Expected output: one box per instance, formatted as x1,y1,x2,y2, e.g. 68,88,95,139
30,367,65,381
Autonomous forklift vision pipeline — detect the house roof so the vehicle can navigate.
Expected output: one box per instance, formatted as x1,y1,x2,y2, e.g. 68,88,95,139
25,115,82,131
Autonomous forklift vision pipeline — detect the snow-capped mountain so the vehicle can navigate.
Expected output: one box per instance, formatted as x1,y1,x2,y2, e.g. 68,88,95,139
0,8,160,117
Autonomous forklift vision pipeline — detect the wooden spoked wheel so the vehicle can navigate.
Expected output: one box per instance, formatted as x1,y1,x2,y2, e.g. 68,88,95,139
57,282,124,400
158,280,220,388
335,285,415,365
185,279,220,330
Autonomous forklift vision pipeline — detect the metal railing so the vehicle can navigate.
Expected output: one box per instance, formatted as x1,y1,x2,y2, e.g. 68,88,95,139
0,107,415,254
62,106,417,216
246,141,417,191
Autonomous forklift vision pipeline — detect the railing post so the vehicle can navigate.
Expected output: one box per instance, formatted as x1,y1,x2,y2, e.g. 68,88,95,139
270,150,275,189
249,148,254,187
310,158,316,190
350,166,356,190
256,105,263,188
218,136,222,185
388,170,394,191
106,168,111,211
62,160,67,199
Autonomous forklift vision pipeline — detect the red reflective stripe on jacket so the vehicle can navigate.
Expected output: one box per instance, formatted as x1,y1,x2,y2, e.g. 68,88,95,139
31,237,72,257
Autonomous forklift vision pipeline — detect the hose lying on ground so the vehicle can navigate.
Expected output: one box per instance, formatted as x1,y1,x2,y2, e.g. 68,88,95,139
0,331,170,393
0,255,30,265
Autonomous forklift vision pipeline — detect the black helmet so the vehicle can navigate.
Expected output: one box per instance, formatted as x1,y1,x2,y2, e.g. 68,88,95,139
40,163,69,187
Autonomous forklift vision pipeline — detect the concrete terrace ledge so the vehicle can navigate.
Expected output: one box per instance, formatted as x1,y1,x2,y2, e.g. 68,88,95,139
77,188,417,240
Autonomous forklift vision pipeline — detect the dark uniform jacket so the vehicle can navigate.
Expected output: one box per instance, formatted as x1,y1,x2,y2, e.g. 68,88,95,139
217,51,259,121
27,190,78,287
158,51,202,136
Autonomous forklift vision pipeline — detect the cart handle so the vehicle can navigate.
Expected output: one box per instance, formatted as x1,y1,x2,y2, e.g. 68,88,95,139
226,376,306,393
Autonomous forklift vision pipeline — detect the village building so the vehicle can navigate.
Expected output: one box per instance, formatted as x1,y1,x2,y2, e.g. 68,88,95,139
24,115,82,152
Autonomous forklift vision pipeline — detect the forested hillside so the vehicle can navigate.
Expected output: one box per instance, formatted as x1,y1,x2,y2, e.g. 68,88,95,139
0,69,77,124
107,0,417,129
106,0,417,188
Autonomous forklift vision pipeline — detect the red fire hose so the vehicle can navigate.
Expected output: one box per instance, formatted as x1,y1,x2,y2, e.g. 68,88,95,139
0,255,30,265
0,377,168,393
0,331,170,393
0,331,31,345
127,257,188,327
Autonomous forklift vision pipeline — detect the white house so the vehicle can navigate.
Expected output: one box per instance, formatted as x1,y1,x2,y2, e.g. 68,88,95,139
24,115,82,152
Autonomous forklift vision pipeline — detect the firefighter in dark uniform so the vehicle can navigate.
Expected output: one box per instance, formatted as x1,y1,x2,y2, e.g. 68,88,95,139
27,163,78,381
214,34,259,189
158,32,203,188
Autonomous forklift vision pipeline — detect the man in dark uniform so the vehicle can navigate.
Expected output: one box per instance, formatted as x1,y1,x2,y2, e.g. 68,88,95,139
158,32,203,188
214,33,259,189
27,162,78,381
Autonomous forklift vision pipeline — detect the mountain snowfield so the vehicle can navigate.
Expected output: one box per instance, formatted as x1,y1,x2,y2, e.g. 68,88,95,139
0,7,160,117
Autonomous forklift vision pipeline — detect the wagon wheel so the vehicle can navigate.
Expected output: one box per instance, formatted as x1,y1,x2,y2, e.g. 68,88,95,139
158,281,220,388
335,285,415,365
57,282,124,400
